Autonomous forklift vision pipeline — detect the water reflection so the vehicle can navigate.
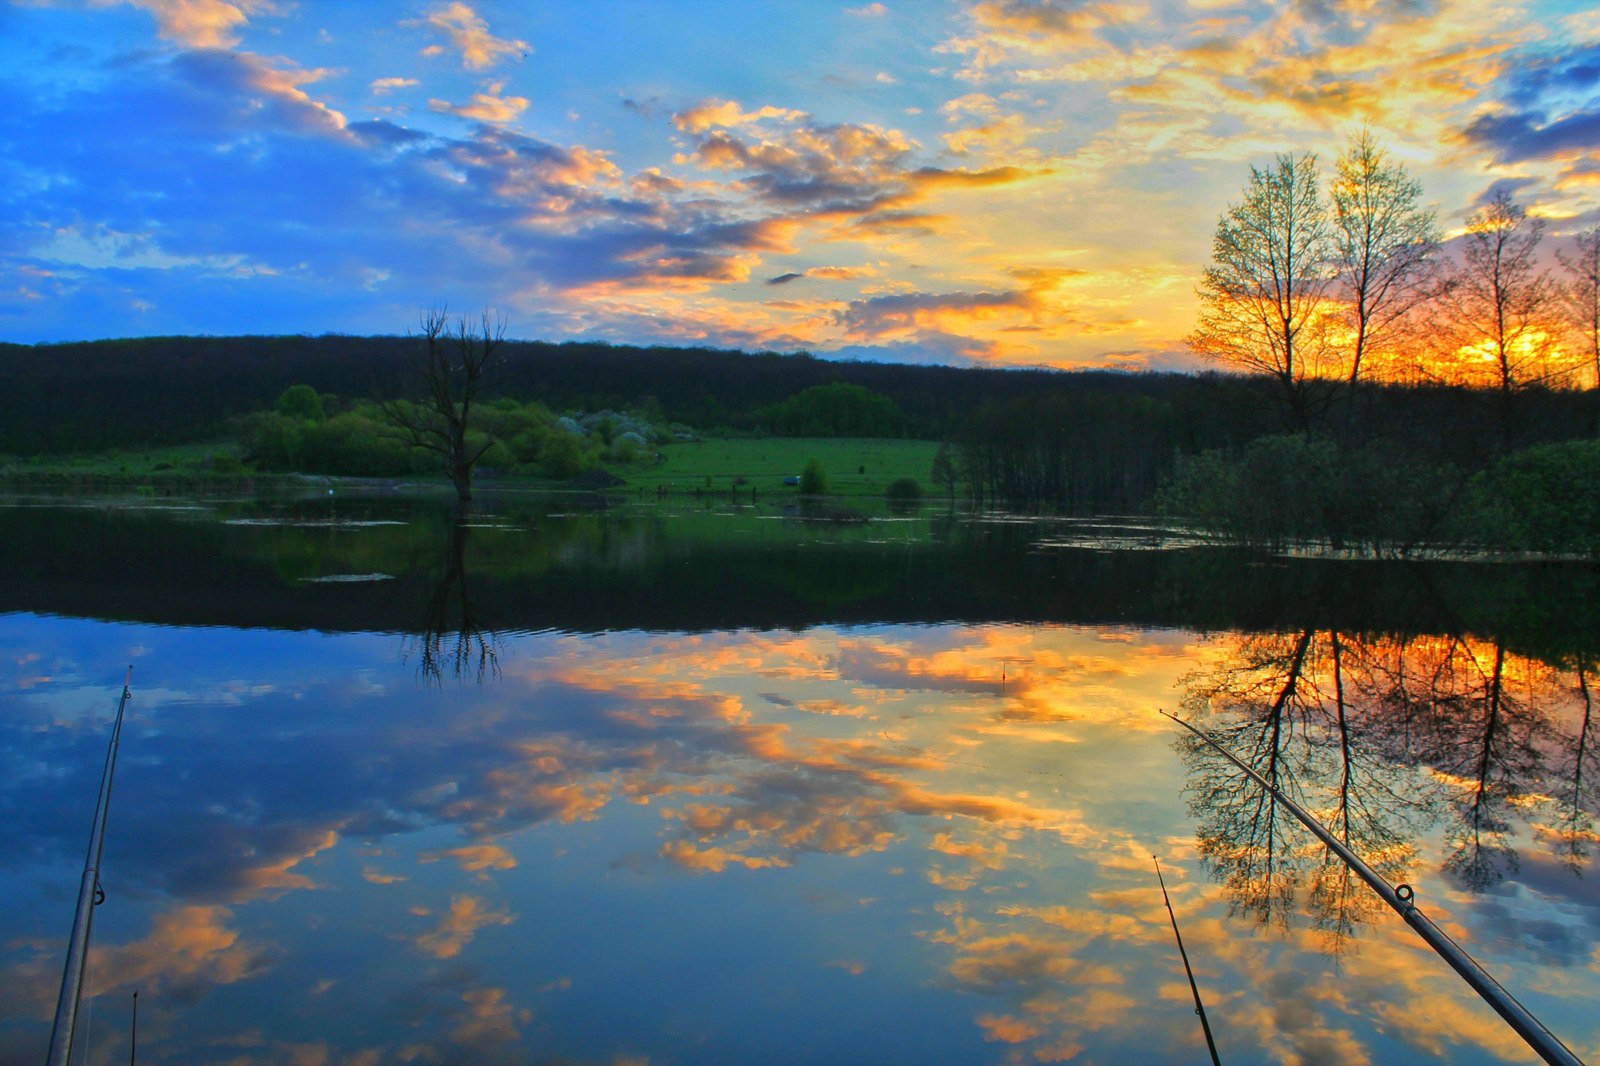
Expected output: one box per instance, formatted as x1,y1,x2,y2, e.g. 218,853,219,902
407,519,500,685
1,496,1598,1064
1180,629,1600,952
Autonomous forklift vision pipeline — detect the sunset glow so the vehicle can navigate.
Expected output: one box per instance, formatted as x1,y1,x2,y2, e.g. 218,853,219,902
3,0,1597,370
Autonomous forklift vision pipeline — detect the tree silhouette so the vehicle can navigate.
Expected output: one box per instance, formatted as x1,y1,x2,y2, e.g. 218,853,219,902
1330,129,1442,386
1440,191,1567,443
381,307,506,509
1189,153,1336,431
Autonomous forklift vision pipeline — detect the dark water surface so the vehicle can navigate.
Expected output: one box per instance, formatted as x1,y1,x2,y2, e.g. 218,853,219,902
1,491,1597,1065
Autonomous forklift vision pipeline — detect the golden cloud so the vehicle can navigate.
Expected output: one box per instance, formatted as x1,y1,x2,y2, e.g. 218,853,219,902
119,0,267,50
414,894,515,959
429,86,530,124
93,904,271,1000
672,99,808,134
413,2,529,71
450,985,532,1050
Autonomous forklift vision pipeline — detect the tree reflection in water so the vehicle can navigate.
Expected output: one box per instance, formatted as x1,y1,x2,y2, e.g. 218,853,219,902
1554,663,1598,872
1180,628,1600,950
404,517,500,686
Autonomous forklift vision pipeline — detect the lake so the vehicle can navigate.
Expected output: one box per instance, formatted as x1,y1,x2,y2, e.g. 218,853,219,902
1,490,1597,1065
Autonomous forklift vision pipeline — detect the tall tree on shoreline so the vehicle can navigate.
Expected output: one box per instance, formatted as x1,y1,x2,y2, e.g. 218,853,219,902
1559,224,1600,392
1189,153,1336,431
1330,129,1441,386
1441,191,1564,442
381,307,506,510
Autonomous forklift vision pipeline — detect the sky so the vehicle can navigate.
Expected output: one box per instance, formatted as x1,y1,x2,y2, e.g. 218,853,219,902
2,0,1599,371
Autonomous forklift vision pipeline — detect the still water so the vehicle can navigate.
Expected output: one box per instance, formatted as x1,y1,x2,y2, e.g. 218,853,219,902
1,491,1597,1065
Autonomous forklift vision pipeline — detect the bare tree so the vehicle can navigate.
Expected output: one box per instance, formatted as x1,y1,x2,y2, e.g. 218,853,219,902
382,307,506,509
1558,224,1600,391
1330,129,1441,385
1189,153,1337,431
1441,191,1567,442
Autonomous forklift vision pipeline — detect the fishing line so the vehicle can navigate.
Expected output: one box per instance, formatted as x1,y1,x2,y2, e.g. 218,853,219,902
1161,709,1586,1066
1154,855,1222,1066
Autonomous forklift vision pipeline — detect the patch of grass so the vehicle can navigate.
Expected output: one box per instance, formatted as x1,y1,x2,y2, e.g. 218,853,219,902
612,438,941,498
0,442,263,488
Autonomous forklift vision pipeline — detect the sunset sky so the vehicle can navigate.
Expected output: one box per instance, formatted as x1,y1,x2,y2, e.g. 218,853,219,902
3,0,1598,370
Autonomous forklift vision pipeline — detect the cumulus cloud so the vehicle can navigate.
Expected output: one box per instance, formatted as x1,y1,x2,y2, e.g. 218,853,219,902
94,904,272,1003
415,895,516,958
672,98,807,134
370,76,419,95
116,0,271,49
411,1,529,70
430,84,531,124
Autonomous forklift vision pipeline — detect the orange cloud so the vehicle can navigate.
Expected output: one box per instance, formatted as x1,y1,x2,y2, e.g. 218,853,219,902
430,85,529,124
118,0,267,49
977,1012,1041,1043
672,99,807,134
425,842,518,877
450,986,532,1050
93,904,270,1002
413,2,528,71
414,894,515,958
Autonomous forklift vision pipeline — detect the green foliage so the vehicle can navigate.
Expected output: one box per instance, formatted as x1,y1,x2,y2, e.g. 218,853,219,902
764,382,906,438
1156,441,1316,550
1156,433,1462,554
206,450,245,475
275,384,326,422
1468,440,1600,558
885,477,922,502
621,438,937,498
956,390,1189,513
930,444,958,499
241,408,430,477
800,457,829,495
535,429,592,479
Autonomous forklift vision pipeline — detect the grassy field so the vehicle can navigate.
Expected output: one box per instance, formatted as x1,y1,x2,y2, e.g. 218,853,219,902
1,437,946,500
614,437,943,498
0,442,252,482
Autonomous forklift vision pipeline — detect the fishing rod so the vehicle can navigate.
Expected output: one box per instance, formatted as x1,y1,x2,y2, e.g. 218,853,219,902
1160,709,1586,1066
47,666,133,1066
1153,856,1222,1066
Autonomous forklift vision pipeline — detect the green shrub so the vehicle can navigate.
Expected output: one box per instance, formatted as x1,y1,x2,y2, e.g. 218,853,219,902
1155,433,1461,554
1468,440,1600,558
537,430,592,479
885,477,922,502
274,384,325,422
800,457,828,495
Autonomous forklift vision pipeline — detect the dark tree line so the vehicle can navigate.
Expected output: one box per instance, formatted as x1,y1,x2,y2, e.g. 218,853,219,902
0,333,1159,455
7,331,1600,524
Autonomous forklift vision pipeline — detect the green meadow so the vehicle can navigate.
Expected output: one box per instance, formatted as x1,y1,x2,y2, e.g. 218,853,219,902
615,437,942,498
1,437,946,501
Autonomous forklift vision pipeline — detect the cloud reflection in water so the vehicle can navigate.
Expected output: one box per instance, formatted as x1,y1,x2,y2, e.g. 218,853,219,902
1,615,1596,1064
